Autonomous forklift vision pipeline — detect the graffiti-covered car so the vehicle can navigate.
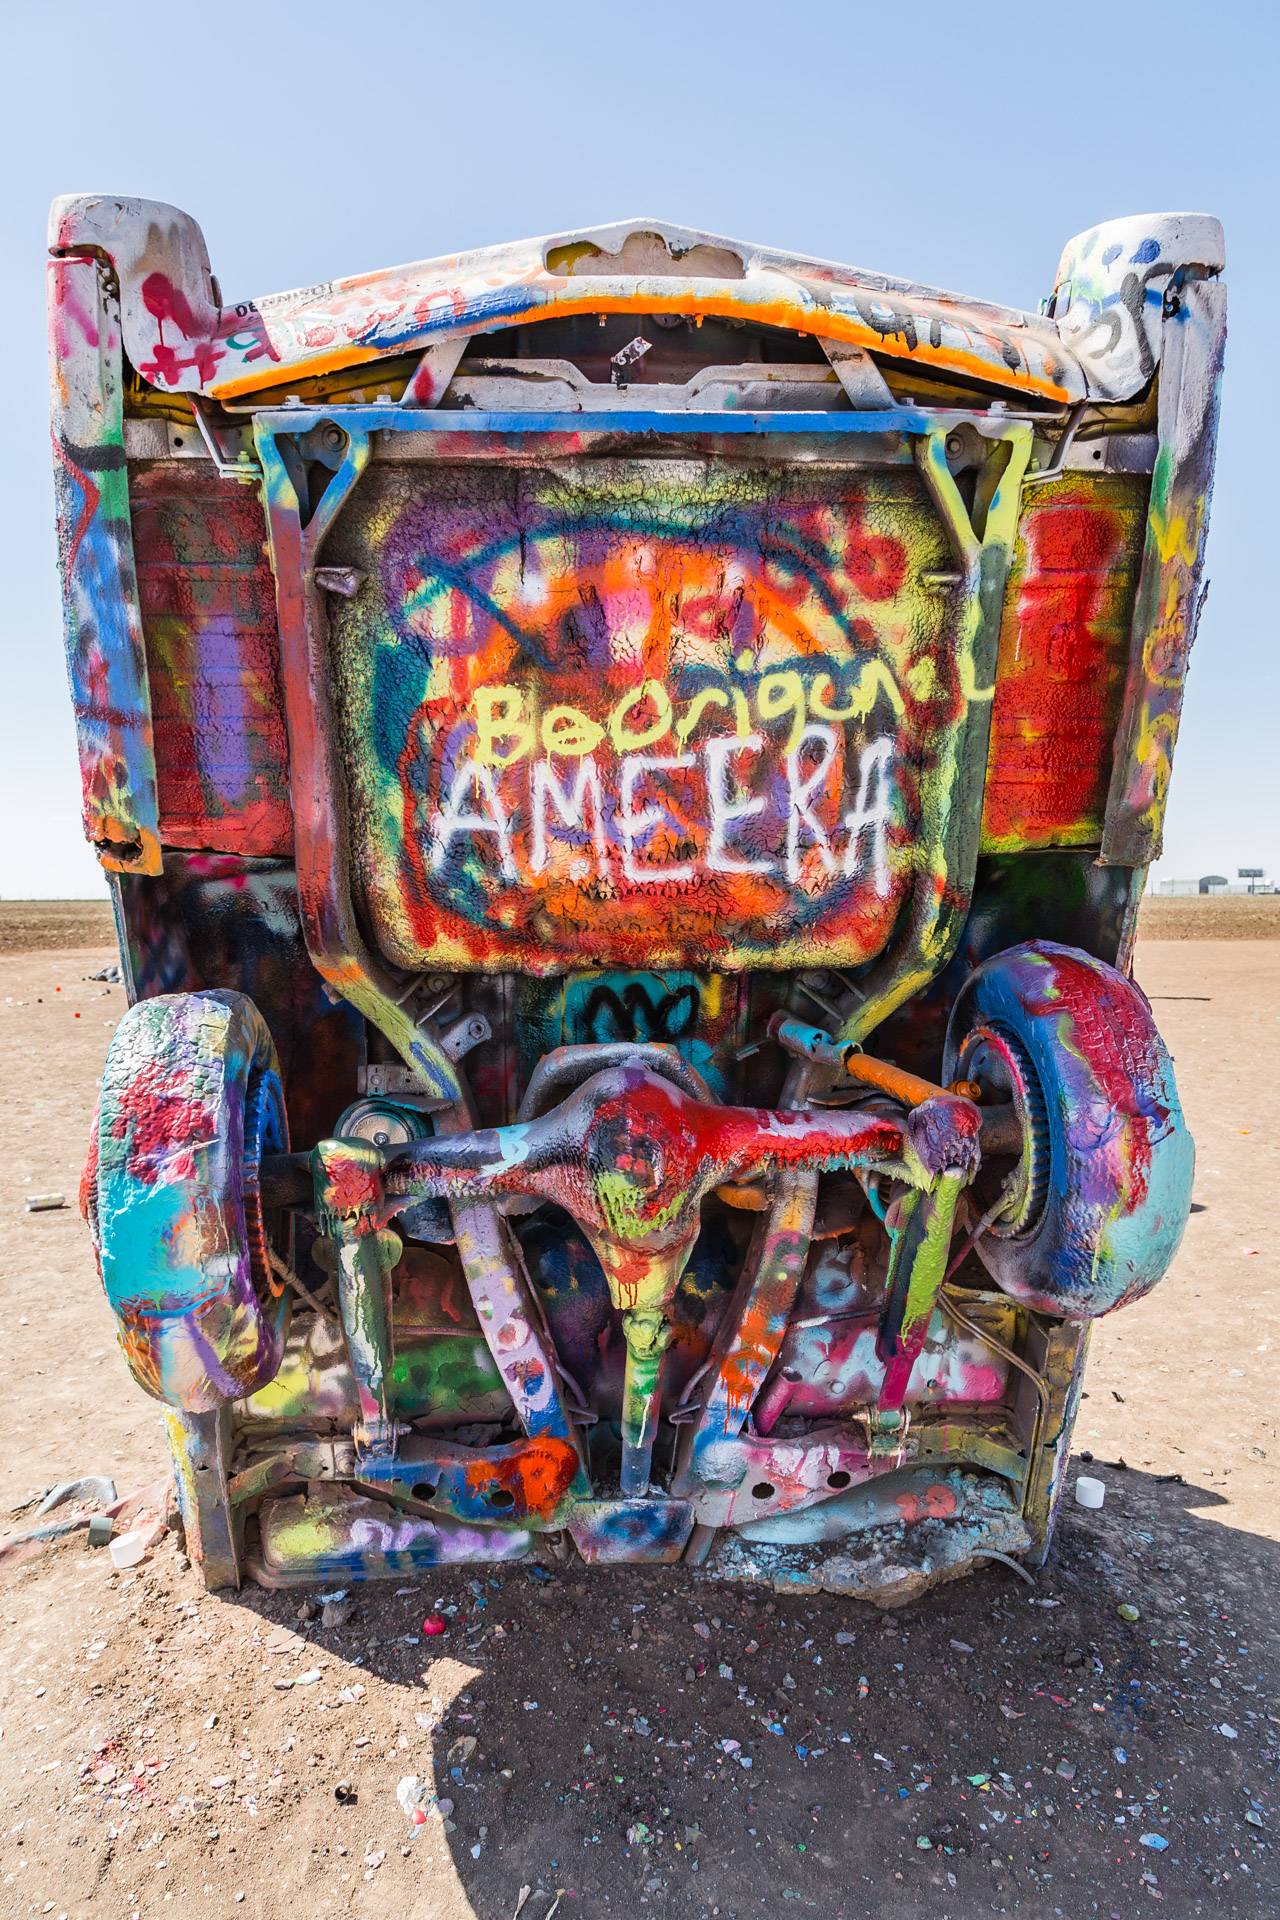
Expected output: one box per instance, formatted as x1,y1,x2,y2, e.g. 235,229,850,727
49,198,1223,1595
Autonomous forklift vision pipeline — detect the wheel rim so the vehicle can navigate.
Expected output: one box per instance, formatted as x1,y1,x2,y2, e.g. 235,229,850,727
955,1021,1050,1241
243,1066,290,1301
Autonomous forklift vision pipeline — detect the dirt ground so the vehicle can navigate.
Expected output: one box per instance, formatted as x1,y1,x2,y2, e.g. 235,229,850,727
1,890,1276,959
1137,896,1280,942
1,890,1277,959
0,934,1275,1920
0,904,115,954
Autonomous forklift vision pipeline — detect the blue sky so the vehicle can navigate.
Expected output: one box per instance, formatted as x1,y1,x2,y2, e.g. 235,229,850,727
3,0,1274,896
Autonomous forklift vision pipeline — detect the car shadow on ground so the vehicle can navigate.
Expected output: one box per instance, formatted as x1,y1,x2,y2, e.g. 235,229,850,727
201,1461,1278,1919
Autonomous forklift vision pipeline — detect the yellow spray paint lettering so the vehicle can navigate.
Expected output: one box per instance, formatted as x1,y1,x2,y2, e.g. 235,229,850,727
474,687,534,767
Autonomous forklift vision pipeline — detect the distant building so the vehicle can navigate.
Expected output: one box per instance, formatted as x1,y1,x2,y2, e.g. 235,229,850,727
1154,873,1273,896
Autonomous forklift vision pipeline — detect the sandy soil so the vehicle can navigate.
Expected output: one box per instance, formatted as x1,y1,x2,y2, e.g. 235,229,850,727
1,891,1275,957
0,941,1275,1920
0,905,115,954
1138,897,1280,942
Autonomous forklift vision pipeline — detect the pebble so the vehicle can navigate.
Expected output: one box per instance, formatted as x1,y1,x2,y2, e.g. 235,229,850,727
265,1626,306,1654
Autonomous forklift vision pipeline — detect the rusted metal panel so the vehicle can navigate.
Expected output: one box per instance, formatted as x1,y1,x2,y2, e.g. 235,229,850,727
248,1484,532,1584
130,466,293,855
48,253,161,873
330,457,958,971
165,1408,239,1589
980,477,1147,852
1102,277,1227,864
255,423,462,1106
346,1432,583,1527
567,1499,694,1565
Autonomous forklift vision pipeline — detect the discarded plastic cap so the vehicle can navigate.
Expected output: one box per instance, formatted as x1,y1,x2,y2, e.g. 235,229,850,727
108,1531,147,1569
1074,1475,1105,1509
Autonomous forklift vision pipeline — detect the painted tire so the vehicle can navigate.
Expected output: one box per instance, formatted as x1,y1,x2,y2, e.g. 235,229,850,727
942,942,1193,1317
91,990,290,1410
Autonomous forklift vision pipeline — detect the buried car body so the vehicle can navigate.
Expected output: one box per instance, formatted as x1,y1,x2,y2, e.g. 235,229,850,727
48,197,1222,1597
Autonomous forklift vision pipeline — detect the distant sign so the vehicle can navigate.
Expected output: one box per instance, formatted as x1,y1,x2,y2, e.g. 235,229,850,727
1239,868,1265,878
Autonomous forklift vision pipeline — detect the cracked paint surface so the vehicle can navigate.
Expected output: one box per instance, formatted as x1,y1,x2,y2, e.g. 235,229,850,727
329,462,955,974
